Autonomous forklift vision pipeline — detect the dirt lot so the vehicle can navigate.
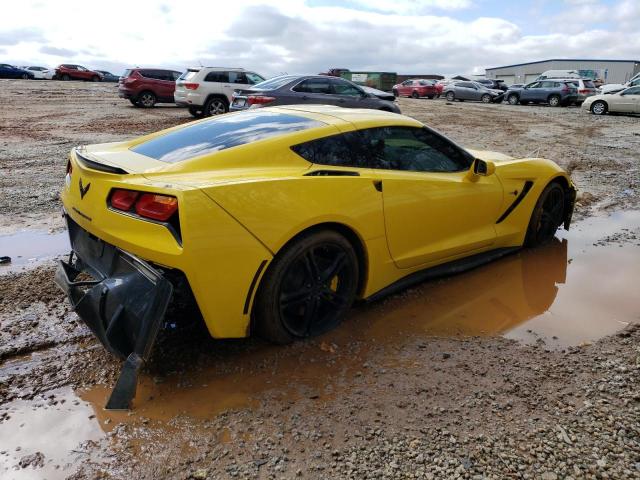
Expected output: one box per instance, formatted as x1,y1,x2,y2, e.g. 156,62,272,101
0,80,639,479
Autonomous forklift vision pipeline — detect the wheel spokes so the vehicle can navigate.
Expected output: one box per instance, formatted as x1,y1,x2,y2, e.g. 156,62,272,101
321,251,346,282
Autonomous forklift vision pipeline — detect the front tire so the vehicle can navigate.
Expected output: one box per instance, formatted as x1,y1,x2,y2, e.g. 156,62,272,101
91,75,100,82
481,94,491,103
62,74,70,81
21,73,29,80
591,101,607,115
507,94,519,105
254,230,359,344
445,92,455,102
411,91,419,99
524,183,565,247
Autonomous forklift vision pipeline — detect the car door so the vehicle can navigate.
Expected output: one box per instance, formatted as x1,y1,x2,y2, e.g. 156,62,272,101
291,78,336,105
520,82,538,102
398,80,411,96
329,78,375,108
615,87,640,113
155,70,176,100
360,126,504,268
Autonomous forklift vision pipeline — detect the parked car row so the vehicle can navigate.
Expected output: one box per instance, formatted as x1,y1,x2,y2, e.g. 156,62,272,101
0,63,120,82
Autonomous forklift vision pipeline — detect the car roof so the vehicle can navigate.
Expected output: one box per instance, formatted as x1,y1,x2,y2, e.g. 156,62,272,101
187,66,247,71
266,105,421,129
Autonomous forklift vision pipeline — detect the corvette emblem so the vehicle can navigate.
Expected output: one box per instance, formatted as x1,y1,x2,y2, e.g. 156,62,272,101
79,178,91,199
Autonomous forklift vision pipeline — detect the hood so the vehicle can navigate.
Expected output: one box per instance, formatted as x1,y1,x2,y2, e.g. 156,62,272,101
466,149,514,163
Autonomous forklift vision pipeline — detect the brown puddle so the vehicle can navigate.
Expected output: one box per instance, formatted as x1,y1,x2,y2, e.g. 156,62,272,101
0,211,638,477
0,230,69,274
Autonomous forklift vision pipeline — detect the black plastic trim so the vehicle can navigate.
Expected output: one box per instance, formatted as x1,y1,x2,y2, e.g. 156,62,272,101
244,260,268,314
366,247,519,303
304,170,360,177
496,181,534,224
76,152,129,175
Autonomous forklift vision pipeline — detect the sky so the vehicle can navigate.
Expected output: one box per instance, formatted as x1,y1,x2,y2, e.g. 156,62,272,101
1,0,638,77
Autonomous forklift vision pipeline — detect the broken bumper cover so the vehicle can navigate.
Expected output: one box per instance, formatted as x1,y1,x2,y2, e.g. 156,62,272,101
55,215,173,361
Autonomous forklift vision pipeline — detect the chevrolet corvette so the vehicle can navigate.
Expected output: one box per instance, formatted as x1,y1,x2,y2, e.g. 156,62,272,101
55,105,576,408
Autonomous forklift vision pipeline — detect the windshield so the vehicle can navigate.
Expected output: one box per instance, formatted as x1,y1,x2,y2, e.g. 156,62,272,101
246,72,266,84
131,111,325,163
251,75,298,91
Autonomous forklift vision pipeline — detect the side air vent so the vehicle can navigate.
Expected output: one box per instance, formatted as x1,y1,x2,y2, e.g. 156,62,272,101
496,181,534,223
76,152,129,175
304,170,360,177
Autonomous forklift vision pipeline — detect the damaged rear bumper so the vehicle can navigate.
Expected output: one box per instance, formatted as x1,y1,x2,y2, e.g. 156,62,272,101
55,215,173,408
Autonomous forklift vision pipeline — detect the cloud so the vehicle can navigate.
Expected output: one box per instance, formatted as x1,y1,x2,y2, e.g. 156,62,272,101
0,28,45,46
40,46,77,57
0,0,638,77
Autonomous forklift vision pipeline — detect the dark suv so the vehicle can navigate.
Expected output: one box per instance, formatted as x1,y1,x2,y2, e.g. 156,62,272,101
506,81,578,107
118,68,183,108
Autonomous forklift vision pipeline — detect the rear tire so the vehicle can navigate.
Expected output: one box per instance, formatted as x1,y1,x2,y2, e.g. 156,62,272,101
203,97,228,117
524,182,565,247
254,230,359,344
428,95,435,99
445,92,455,102
91,75,100,82
137,91,156,108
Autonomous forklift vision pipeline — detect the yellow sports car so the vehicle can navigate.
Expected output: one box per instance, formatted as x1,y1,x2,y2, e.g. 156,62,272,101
55,105,576,408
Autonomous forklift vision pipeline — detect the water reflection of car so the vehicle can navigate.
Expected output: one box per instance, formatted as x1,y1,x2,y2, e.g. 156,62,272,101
444,81,504,103
582,86,640,115
362,237,567,338
55,106,575,408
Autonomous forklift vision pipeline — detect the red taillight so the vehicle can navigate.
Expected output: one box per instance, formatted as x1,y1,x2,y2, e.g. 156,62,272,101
247,95,276,106
578,89,588,94
111,189,140,211
109,189,178,222
183,83,199,90
135,193,178,221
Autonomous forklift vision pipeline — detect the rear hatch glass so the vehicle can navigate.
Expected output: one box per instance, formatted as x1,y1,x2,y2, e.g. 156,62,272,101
131,111,324,163
584,80,596,88
178,70,199,81
249,75,298,91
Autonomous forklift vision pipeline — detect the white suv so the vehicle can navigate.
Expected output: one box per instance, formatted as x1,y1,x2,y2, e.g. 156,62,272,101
174,67,265,117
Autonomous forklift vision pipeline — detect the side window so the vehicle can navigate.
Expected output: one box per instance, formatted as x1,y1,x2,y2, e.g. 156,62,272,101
360,127,472,173
624,87,640,95
540,81,554,88
139,70,154,79
528,82,540,89
204,71,229,83
331,80,363,96
291,132,368,168
402,80,411,86
293,79,331,94
228,72,248,84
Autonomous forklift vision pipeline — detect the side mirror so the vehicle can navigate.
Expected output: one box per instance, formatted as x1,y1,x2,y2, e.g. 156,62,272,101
473,158,496,176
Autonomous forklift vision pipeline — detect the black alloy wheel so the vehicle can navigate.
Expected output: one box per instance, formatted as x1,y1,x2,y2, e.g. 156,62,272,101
525,183,565,247
254,231,359,344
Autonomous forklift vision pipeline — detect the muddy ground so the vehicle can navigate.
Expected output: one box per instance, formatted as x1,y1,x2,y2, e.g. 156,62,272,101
0,80,639,479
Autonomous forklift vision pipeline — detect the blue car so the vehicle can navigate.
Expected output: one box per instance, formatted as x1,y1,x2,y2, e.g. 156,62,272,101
0,63,34,79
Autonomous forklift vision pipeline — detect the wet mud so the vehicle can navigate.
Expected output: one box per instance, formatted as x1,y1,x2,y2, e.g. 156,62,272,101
1,211,639,478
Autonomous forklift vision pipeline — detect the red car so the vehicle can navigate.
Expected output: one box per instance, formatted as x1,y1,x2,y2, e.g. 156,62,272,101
118,68,182,108
392,79,438,99
55,64,103,82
